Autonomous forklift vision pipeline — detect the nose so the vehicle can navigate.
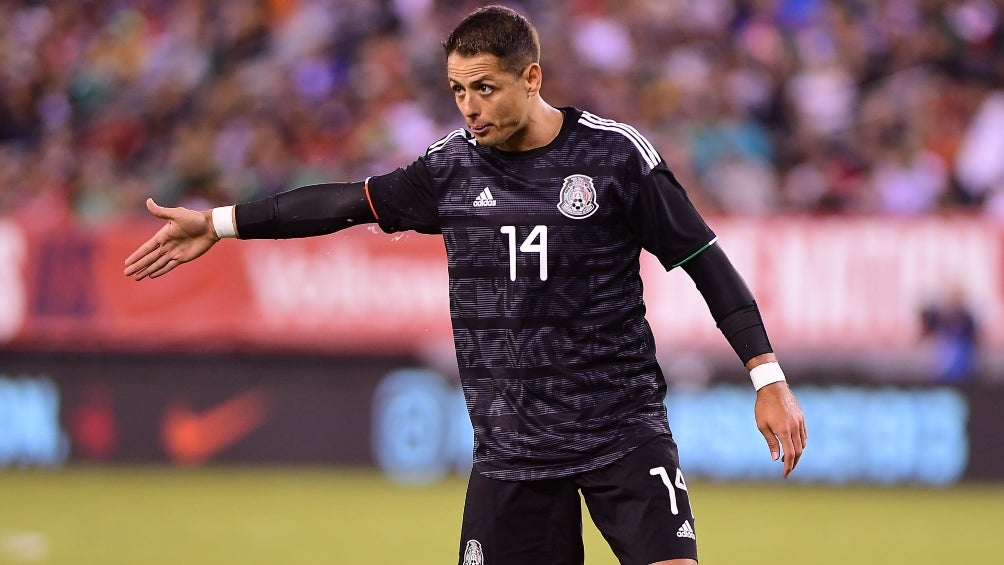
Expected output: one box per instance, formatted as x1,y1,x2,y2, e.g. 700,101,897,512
459,95,480,120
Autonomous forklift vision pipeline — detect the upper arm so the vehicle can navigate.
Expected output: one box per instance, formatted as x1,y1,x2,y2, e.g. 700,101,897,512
627,163,717,270
366,157,441,234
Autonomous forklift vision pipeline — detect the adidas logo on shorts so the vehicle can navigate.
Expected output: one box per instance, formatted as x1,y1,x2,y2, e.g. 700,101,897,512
473,187,497,207
676,519,696,540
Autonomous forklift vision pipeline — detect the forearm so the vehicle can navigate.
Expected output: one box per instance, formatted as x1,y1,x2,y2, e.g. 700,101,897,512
232,181,376,239
745,352,777,371
682,243,773,365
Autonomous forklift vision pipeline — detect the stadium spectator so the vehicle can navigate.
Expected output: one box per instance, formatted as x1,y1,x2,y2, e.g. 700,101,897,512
921,287,980,383
1,0,1003,220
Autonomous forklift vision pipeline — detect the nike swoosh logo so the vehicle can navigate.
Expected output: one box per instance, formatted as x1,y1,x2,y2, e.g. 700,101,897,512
161,388,270,466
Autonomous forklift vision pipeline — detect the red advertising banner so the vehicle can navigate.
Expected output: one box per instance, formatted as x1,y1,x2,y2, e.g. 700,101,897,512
1,216,1000,358
644,216,1004,355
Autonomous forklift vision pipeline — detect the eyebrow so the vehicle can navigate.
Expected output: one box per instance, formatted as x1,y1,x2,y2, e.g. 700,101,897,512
448,74,496,86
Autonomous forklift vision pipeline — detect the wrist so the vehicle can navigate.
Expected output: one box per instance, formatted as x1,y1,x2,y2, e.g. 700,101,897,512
211,206,236,239
749,361,786,391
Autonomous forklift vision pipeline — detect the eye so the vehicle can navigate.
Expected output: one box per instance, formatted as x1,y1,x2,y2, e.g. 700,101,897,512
452,84,464,95
478,84,494,94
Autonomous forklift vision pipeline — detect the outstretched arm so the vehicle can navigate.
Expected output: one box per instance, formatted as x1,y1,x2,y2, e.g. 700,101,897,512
124,181,375,281
682,244,807,478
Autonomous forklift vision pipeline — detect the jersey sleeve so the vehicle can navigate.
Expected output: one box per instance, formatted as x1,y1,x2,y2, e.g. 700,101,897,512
365,157,441,234
628,163,717,271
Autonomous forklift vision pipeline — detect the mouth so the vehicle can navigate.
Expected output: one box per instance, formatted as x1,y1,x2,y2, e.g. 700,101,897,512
469,124,491,136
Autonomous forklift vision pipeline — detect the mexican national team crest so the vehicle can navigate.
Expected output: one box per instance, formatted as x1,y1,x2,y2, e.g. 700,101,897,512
557,174,598,219
463,539,484,565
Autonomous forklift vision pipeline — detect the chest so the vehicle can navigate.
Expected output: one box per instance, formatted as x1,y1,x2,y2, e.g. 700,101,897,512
433,161,638,283
436,160,623,227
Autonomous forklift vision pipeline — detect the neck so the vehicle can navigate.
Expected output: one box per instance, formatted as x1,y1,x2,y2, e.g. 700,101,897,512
499,99,563,152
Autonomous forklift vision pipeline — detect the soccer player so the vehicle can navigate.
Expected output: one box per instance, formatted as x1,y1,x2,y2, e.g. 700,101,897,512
125,6,806,565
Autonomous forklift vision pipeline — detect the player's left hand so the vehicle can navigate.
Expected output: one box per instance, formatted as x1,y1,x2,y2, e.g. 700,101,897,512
754,381,806,478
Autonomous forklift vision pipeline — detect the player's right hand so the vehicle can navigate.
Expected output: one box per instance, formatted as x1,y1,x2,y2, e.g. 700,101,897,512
123,198,219,281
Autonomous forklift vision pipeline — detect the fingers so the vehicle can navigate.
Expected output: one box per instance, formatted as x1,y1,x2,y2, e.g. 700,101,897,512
124,225,182,280
124,236,162,275
124,201,174,277
139,251,174,279
126,248,165,280
125,201,189,279
760,415,807,478
137,235,193,279
759,427,780,462
146,198,177,221
780,432,798,478
124,223,176,278
780,418,807,478
148,258,181,279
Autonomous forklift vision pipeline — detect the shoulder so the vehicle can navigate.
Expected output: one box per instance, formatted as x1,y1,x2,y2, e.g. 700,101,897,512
575,110,663,173
426,128,476,158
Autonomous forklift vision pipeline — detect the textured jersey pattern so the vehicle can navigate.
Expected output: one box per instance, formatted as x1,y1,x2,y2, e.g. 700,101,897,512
372,109,714,480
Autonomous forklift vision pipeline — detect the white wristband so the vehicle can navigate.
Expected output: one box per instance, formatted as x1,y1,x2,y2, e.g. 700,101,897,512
212,206,236,239
750,361,786,391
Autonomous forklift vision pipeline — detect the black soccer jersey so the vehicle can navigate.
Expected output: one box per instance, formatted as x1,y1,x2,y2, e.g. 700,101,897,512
367,108,717,481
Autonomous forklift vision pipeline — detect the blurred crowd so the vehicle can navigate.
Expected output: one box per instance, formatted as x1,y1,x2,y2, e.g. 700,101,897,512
2,0,1004,227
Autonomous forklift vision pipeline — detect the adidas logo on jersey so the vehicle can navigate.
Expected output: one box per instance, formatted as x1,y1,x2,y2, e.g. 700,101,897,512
676,520,696,540
473,187,497,207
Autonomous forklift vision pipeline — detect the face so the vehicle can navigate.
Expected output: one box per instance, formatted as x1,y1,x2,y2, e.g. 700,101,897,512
447,52,537,151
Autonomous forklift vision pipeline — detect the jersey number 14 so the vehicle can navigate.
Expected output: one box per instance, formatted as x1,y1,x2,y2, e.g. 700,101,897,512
500,225,548,281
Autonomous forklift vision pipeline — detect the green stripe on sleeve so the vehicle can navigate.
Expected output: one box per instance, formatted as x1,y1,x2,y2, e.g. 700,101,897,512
671,236,719,268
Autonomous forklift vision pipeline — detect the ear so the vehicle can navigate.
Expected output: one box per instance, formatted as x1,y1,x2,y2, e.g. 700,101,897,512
524,63,542,97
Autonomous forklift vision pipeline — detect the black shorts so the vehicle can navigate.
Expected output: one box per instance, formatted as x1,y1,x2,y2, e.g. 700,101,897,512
458,435,697,565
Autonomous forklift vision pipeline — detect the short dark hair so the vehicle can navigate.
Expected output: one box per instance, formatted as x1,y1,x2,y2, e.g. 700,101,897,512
443,5,540,76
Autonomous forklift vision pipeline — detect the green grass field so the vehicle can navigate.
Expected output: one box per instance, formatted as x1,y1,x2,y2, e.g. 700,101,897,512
1,467,1002,564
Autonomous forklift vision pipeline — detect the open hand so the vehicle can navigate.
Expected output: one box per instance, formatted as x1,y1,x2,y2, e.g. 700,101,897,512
123,198,219,280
